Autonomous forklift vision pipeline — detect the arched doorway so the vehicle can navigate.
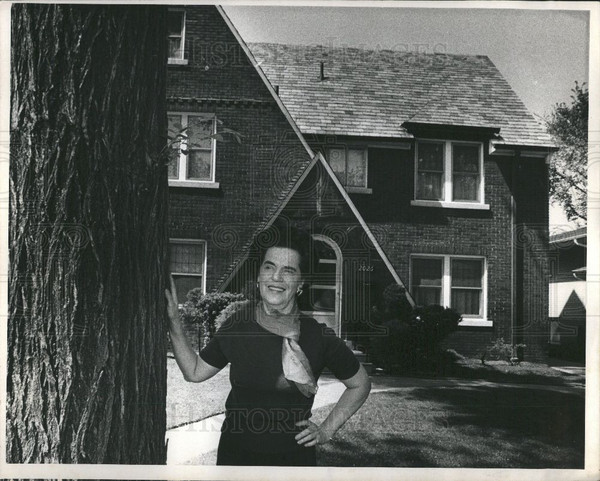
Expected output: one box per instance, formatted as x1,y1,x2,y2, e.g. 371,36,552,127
298,235,342,336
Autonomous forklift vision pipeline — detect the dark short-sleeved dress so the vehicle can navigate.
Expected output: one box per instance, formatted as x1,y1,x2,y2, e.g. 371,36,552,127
199,301,360,466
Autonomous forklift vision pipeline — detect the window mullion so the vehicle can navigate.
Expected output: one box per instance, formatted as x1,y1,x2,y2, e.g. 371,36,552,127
180,11,186,59
211,117,216,182
445,142,452,202
482,257,487,319
364,149,369,189
443,256,451,308
479,143,484,203
181,114,188,180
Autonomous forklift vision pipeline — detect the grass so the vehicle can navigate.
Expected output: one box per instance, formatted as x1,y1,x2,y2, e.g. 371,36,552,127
167,355,585,467
312,384,584,468
432,358,585,387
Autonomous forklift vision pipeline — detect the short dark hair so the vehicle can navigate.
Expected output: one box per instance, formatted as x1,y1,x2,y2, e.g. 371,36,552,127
253,220,313,277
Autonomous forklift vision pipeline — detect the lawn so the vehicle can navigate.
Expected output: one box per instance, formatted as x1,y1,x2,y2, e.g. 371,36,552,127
440,358,585,386
167,356,585,467
311,383,584,468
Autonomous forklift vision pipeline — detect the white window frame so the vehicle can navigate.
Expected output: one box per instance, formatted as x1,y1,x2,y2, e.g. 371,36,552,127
409,254,490,327
411,139,489,210
168,112,219,189
306,258,338,314
300,234,343,336
169,238,207,304
167,9,188,65
326,146,372,194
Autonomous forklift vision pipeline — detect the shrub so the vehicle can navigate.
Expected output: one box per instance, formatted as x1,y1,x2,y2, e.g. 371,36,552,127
368,284,462,374
180,290,247,349
412,304,462,362
214,299,251,330
482,338,526,365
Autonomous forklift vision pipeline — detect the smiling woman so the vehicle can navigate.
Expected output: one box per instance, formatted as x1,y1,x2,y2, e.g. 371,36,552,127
166,220,371,466
258,247,304,313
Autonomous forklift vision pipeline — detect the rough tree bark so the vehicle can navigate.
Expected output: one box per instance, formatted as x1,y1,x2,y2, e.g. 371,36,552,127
8,4,169,463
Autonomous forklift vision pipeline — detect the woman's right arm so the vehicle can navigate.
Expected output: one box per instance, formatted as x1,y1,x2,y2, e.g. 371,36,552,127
166,277,222,383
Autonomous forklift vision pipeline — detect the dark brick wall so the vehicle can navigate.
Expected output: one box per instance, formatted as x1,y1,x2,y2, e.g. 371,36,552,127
168,7,271,101
514,156,550,361
167,6,312,293
355,142,514,358
304,140,549,360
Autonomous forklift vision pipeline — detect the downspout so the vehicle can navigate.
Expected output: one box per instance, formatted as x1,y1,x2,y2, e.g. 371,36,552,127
511,149,520,350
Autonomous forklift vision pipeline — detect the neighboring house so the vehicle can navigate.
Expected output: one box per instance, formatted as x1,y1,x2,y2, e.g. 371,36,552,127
548,227,586,363
166,5,557,360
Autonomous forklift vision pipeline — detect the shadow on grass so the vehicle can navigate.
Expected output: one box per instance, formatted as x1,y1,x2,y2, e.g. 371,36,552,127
316,385,584,468
436,360,584,387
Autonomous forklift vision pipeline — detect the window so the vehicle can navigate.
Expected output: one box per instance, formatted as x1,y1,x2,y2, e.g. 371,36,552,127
168,10,186,63
170,239,206,300
326,147,371,193
168,112,218,188
411,257,443,306
298,258,337,313
410,255,488,325
413,140,487,209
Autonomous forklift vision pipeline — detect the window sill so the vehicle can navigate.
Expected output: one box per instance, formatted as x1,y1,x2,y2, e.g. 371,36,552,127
168,58,189,66
169,180,220,189
459,319,493,327
346,186,373,194
411,200,490,210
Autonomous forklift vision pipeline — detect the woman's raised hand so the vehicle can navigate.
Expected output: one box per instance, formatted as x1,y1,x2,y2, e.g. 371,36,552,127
165,275,181,328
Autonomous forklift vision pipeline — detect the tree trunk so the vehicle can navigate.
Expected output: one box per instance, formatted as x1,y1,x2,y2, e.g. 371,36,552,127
8,4,169,464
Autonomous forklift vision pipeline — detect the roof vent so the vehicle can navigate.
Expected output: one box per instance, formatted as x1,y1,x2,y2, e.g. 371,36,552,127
319,61,326,81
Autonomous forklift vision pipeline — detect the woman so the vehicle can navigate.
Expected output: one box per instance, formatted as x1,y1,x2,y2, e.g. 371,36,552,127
166,224,371,466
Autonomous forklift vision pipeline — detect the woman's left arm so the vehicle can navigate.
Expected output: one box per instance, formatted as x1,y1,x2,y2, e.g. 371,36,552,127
295,364,371,447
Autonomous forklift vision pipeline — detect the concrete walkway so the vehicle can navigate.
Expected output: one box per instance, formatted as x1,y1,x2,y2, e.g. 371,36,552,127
165,372,584,465
165,375,350,465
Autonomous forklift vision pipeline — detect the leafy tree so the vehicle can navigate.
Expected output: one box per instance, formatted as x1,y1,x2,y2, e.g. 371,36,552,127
546,82,588,222
8,4,169,463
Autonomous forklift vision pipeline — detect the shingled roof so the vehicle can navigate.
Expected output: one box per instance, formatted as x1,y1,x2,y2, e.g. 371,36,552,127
249,43,556,149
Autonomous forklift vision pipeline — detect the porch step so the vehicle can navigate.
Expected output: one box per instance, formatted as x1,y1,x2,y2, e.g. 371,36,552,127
352,350,367,363
352,350,373,375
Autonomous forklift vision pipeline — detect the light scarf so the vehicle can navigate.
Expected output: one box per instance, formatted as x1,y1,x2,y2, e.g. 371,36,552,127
255,301,318,398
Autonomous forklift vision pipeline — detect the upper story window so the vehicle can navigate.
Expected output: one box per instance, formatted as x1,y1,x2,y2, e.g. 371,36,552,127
412,140,488,210
168,10,187,65
326,147,371,194
170,239,206,301
410,255,489,326
168,112,219,188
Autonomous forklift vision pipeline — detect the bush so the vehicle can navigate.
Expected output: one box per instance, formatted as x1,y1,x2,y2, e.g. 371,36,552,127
482,338,526,365
180,290,247,349
368,284,462,374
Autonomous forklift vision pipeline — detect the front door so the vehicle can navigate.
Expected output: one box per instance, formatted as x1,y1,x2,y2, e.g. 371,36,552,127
298,235,342,336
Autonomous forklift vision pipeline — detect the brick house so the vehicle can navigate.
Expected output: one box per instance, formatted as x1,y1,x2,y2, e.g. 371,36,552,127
166,5,557,360
548,227,587,363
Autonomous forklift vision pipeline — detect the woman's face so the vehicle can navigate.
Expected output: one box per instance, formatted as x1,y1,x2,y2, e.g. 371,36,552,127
258,247,303,314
